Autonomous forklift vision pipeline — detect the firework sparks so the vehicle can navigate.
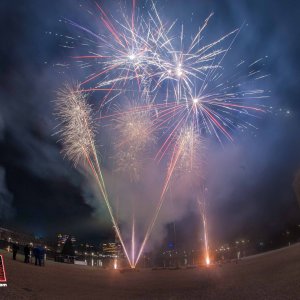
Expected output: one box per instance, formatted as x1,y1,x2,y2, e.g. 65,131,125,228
173,126,203,180
198,193,210,266
135,125,203,266
113,104,156,181
55,1,270,268
55,84,133,268
55,83,96,165
131,213,136,267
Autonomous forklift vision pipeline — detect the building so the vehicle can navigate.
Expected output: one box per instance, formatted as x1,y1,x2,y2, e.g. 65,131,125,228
102,242,121,256
56,234,76,253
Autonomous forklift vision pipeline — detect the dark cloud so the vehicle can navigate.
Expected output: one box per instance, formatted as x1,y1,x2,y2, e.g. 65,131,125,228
0,167,14,219
293,170,300,208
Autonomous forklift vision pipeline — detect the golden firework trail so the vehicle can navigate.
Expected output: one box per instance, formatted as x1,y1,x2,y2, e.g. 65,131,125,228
55,84,133,267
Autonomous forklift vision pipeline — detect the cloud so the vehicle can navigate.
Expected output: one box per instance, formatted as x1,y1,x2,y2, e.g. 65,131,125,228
0,167,15,219
293,170,300,208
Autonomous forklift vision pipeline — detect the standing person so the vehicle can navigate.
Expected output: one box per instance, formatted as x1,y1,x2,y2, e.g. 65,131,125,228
12,242,19,260
24,244,30,263
39,245,45,266
29,245,33,263
33,245,41,266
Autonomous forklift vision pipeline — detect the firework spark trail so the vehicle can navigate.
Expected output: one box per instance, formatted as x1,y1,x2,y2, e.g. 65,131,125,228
135,126,201,266
99,85,265,266
131,212,135,267
135,139,183,266
55,84,133,267
198,194,210,266
112,103,158,266
203,212,210,266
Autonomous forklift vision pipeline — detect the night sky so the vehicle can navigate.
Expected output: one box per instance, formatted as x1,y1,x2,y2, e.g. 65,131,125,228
0,0,300,247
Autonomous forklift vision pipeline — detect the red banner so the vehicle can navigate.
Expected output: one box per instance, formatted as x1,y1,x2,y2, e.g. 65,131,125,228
0,255,7,283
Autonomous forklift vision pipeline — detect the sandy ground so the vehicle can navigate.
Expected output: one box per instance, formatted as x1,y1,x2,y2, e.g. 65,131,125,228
1,244,300,300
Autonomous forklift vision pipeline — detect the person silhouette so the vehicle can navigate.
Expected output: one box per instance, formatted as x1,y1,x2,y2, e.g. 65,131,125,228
12,242,19,260
24,244,30,263
33,245,41,266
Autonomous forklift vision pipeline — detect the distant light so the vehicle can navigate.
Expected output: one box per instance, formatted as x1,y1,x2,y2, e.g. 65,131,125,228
192,98,199,104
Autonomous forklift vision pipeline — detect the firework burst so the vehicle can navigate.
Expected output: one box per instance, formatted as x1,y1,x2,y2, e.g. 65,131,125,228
113,103,157,181
55,83,96,165
173,126,203,180
114,105,156,151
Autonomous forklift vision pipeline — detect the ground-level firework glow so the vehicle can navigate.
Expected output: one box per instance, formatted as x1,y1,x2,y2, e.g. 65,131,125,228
198,194,210,266
202,210,210,266
55,0,269,269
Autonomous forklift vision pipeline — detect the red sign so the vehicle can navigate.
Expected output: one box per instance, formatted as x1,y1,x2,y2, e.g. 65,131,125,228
0,255,7,283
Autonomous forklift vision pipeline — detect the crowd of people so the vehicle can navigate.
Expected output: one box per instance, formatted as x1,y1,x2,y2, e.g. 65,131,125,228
12,242,46,266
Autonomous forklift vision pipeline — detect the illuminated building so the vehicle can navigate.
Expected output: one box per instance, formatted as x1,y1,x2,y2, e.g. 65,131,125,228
57,234,76,253
102,242,121,256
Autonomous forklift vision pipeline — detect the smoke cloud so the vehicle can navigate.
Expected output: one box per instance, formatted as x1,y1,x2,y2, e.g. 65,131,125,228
0,167,15,220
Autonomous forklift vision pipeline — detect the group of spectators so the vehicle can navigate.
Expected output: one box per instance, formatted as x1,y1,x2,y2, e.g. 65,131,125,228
12,243,46,266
